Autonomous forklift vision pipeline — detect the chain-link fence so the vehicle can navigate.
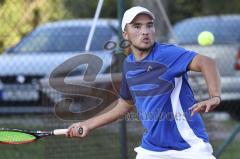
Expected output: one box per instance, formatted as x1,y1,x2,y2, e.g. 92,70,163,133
0,0,240,159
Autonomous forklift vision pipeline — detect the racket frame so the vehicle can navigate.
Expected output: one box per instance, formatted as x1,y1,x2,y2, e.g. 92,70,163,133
0,128,67,144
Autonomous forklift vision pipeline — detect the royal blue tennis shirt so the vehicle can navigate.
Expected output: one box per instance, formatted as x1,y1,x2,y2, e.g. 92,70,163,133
119,42,209,151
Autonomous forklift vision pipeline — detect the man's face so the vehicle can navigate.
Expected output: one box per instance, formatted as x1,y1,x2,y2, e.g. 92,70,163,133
123,14,155,51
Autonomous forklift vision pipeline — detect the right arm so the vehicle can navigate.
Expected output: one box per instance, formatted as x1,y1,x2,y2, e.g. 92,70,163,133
66,98,134,138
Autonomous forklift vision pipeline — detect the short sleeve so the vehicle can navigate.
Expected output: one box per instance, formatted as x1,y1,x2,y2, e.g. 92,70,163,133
163,45,197,75
119,72,132,100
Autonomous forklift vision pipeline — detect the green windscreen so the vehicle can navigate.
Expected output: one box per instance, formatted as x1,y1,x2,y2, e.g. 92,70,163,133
0,131,36,143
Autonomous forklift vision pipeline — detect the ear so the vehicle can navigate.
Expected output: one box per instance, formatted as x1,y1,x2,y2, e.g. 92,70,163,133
122,31,128,40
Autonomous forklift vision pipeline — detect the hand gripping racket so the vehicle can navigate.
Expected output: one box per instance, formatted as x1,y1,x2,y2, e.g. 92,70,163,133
0,127,83,144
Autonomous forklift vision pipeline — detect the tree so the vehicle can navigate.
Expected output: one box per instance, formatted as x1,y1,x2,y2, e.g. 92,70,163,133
0,0,133,52
62,0,132,18
0,0,67,52
168,0,240,24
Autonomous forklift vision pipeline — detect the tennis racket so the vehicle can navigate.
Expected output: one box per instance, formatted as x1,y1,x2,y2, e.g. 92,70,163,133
0,127,83,144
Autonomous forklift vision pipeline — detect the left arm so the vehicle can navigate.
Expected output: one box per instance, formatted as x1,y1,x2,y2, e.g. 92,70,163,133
188,54,221,116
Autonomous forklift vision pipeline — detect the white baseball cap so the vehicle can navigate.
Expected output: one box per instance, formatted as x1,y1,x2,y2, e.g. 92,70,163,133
121,6,155,32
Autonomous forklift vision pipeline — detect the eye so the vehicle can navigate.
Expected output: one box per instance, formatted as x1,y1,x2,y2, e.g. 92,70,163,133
134,25,140,29
147,23,154,28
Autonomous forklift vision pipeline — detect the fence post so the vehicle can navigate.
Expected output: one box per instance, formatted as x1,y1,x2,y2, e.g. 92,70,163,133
117,1,128,159
214,123,240,158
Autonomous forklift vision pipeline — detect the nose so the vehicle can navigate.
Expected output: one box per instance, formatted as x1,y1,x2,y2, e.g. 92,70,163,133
141,26,150,35
142,32,149,36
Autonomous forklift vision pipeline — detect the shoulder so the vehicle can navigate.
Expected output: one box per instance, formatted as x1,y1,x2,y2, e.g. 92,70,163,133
156,42,186,52
123,53,133,65
152,43,188,60
122,54,133,73
156,43,198,59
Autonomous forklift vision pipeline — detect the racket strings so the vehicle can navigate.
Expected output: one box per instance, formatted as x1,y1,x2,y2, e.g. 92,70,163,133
0,131,36,144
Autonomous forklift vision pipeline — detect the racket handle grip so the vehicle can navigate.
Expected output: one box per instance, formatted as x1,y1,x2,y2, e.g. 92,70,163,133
53,129,68,135
78,127,83,135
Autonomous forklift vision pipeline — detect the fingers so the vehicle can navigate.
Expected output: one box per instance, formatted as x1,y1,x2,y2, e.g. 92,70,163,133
205,103,211,113
189,99,218,116
66,125,74,137
66,123,85,138
189,103,206,116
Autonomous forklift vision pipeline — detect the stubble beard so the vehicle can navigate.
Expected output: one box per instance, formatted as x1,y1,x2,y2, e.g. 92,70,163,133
132,43,153,52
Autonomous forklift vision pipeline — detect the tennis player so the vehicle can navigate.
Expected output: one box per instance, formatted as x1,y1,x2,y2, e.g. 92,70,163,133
67,6,221,159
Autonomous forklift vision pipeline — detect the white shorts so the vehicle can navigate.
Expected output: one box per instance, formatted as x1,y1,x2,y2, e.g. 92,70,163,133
134,143,216,159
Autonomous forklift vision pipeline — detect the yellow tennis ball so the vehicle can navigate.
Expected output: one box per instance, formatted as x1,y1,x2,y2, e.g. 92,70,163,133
197,31,214,46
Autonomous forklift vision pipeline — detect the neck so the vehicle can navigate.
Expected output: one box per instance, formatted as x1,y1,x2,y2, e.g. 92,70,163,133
131,45,153,61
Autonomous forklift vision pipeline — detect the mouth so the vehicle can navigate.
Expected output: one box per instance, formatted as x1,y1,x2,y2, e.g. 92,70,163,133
142,37,150,43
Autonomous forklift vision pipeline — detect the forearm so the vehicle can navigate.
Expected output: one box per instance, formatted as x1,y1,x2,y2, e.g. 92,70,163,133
188,55,222,115
189,54,221,97
85,99,133,130
200,58,221,97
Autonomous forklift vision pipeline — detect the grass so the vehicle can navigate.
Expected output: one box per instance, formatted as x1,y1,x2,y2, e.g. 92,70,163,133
0,141,44,159
0,115,239,159
212,140,240,159
0,132,239,159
